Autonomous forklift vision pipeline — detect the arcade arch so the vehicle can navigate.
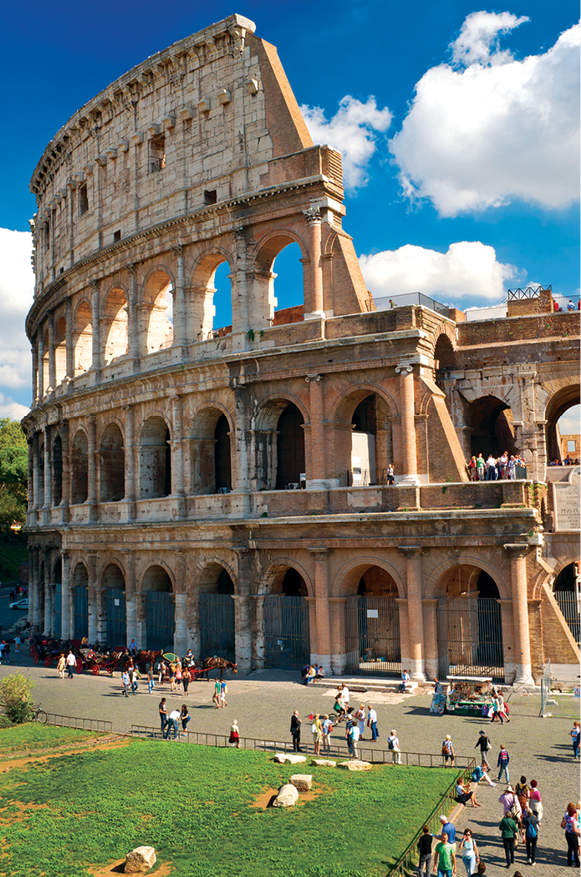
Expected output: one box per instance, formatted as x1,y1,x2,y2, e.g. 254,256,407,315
139,417,171,499
52,557,62,639
553,562,580,646
465,395,516,459
262,564,310,670
255,399,306,490
545,387,580,464
54,317,67,385
71,430,88,504
74,301,92,375
190,253,232,341
434,334,455,383
197,563,236,661
333,390,392,486
102,563,126,646
72,562,88,640
52,434,63,506
99,423,125,502
341,563,401,676
102,288,128,363
141,565,174,651
254,234,305,329
190,408,232,494
142,270,173,355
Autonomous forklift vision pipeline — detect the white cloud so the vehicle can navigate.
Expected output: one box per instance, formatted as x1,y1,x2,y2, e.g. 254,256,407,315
300,96,392,189
558,405,580,436
389,17,580,216
0,393,29,420
359,241,520,301
0,229,34,396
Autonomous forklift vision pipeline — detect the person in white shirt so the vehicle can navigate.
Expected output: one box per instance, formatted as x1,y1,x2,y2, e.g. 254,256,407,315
388,729,401,763
367,705,378,741
66,650,76,679
164,708,180,739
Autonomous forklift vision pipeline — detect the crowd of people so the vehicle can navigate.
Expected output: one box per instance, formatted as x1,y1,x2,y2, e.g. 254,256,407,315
466,452,526,481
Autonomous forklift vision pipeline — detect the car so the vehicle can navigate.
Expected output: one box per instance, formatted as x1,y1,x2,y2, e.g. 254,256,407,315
9,598,28,610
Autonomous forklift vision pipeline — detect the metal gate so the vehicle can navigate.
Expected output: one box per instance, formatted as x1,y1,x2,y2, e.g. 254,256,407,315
199,593,235,660
106,588,127,647
345,596,401,676
145,592,175,651
52,584,62,640
554,591,581,646
437,597,504,681
263,595,310,670
73,586,88,640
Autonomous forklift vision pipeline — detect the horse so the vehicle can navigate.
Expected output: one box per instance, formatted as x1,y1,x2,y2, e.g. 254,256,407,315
198,656,238,681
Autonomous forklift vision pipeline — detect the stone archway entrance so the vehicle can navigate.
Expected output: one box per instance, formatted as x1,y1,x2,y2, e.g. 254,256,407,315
198,567,236,661
437,567,504,680
72,563,88,640
142,566,174,651
263,568,310,670
553,563,580,647
344,566,401,676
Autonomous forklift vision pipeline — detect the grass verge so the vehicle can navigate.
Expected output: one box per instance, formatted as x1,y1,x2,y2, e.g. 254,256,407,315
0,723,101,756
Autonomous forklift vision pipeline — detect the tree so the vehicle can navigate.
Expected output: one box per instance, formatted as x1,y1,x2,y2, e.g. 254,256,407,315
0,418,28,530
0,673,35,723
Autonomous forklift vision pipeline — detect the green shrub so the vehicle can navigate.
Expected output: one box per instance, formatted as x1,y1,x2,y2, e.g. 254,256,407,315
0,673,35,724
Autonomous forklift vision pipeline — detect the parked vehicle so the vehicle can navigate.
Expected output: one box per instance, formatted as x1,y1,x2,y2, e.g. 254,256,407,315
9,598,28,610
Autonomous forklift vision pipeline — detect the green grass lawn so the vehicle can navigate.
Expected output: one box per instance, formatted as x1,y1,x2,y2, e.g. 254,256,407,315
0,724,100,755
0,735,457,877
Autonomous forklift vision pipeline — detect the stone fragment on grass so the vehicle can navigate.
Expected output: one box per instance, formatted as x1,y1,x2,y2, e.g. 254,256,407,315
337,760,372,771
311,759,336,767
272,783,299,807
290,774,312,792
124,845,156,873
274,753,306,764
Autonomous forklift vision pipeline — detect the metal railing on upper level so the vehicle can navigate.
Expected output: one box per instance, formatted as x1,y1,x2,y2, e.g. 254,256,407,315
374,292,449,315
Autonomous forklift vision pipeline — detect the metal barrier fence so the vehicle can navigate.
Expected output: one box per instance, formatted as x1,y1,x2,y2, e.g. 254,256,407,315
129,725,476,768
44,713,113,733
390,758,477,876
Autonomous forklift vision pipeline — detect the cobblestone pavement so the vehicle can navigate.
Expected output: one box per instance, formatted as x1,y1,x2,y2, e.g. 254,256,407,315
1,653,579,876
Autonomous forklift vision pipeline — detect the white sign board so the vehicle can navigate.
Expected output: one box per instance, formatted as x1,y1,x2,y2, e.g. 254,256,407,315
553,482,580,531
367,609,379,618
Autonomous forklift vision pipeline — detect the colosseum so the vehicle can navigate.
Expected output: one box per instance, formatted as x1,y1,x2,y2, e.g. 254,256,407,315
23,13,579,684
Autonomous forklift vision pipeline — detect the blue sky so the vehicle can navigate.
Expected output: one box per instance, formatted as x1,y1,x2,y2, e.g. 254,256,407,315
0,0,578,429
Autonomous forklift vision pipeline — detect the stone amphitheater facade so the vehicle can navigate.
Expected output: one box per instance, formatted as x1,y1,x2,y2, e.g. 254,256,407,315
23,14,580,683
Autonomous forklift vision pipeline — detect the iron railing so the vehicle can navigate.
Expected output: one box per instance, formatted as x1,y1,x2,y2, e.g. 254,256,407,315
374,292,449,315
44,713,113,733
507,285,550,299
554,591,581,646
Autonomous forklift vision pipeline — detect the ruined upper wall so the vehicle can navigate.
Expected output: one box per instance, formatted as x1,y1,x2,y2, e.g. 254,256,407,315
29,14,318,290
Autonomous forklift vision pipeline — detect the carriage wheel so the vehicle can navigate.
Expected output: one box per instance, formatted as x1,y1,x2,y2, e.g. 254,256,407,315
107,669,114,676
44,657,51,667
91,665,100,676
75,658,83,674
33,654,39,665
29,646,35,657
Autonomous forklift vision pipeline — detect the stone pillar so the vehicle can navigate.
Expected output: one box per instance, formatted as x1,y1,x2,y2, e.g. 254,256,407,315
32,345,38,406
43,426,52,522
171,395,186,517
90,280,101,379
399,546,426,680
124,405,136,520
61,551,72,640
125,553,137,646
172,245,186,351
27,439,34,521
37,332,44,399
309,548,332,672
32,433,40,517
305,374,328,489
87,554,98,644
303,207,324,319
65,298,74,386
126,263,140,371
173,552,187,654
47,315,56,392
504,544,534,684
251,595,265,669
87,415,98,523
96,587,107,645
43,550,52,636
422,598,439,680
395,361,420,486
232,227,250,336
135,592,146,652
396,598,411,671
234,549,253,672
31,550,42,631
329,596,347,674
60,421,70,522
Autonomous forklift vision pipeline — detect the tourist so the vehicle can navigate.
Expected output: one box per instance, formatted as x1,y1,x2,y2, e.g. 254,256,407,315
570,721,580,758
474,730,492,770
57,653,66,679
561,802,581,867
183,648,194,667
499,785,521,819
220,680,228,708
523,808,539,865
121,669,130,697
147,665,155,694
490,693,505,724
164,708,180,739
387,463,395,485
470,764,496,787
498,808,519,868
485,454,497,480
346,718,359,759
154,654,164,685
322,714,333,753
182,666,190,696
456,779,480,808
433,831,456,877
14,634,20,654
399,669,410,692
169,662,177,692
128,637,138,656
175,661,182,691
290,710,302,752
158,697,168,733
528,780,543,821
356,703,366,739
507,456,516,479
442,735,455,768
304,665,316,685
180,705,190,736
65,649,76,679
367,704,378,741
312,713,323,755
340,683,350,709
497,745,510,782
388,729,401,764
567,299,575,310
459,829,479,875
229,720,241,748
437,815,456,845
476,453,485,480
515,776,529,812
417,825,434,876
314,663,326,679
499,451,509,479
467,456,477,481
213,677,221,708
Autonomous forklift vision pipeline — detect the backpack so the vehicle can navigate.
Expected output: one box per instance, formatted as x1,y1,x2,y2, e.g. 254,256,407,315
526,819,537,839
388,738,395,750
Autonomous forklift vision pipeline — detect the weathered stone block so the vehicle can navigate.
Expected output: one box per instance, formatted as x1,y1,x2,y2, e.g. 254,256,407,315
272,783,299,807
274,753,306,765
124,846,156,873
311,759,337,767
337,760,372,771
290,774,312,792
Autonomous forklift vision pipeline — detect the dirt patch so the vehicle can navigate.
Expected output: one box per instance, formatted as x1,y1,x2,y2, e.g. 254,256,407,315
0,739,130,772
87,860,173,876
251,784,323,809
0,801,51,824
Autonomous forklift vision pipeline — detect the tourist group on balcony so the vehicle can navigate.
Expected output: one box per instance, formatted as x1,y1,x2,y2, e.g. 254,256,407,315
467,452,526,481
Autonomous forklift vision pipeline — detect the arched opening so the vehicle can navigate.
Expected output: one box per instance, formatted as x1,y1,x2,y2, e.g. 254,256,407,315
42,328,50,390
54,317,67,385
211,261,232,334
139,417,171,499
190,254,232,341
103,563,126,647
553,563,580,646
276,403,305,489
71,430,88,504
52,557,62,640
436,566,503,680
102,288,128,364
334,391,392,486
342,565,400,676
546,388,580,465
466,395,516,459
190,409,231,494
263,566,310,669
141,566,174,651
434,335,456,385
99,423,125,502
38,438,45,507
255,236,304,329
52,434,63,506
198,565,235,660
74,301,92,375
72,562,88,640
142,270,173,355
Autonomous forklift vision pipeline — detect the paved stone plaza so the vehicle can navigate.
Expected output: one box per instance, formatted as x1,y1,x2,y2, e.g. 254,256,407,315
1,653,578,875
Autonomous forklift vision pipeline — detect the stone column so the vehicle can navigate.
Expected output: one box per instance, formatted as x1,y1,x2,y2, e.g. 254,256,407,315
43,550,52,636
27,439,34,521
125,553,137,646
87,554,98,644
126,263,140,371
399,546,426,680
31,550,42,630
309,547,332,672
396,598,411,671
504,544,534,684
135,592,146,652
96,587,107,645
303,207,324,319
47,315,56,392
173,551,187,654
65,298,74,387
32,433,40,518
305,374,327,489
422,598,439,680
172,245,186,352
232,227,250,336
37,332,44,399
90,280,101,379
234,549,254,672
31,345,38,406
124,405,136,519
43,426,52,522
395,361,420,486
171,395,186,517
87,415,98,523
251,595,265,669
329,596,347,674
61,551,72,640
497,600,516,683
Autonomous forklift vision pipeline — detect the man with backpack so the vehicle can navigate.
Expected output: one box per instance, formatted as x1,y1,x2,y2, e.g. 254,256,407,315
523,808,539,865
474,729,492,769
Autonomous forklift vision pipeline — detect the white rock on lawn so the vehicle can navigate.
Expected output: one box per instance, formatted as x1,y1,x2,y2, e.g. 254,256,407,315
337,760,372,771
124,845,156,873
272,783,299,807
290,774,312,792
274,753,306,764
